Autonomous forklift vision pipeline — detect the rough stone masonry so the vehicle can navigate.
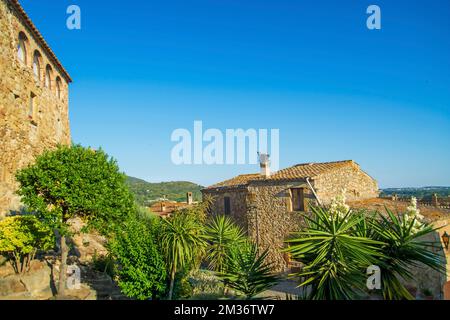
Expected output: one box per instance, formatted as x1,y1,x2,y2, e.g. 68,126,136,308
0,0,71,217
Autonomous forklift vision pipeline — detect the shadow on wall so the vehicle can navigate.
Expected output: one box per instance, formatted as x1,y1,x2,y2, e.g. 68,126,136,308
402,228,447,300
433,220,450,300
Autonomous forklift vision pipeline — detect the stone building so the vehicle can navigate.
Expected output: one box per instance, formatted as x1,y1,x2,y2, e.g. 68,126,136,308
0,0,71,216
202,158,379,271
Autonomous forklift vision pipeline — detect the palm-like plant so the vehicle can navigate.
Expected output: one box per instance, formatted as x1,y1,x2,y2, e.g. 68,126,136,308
217,242,279,299
160,212,207,300
371,208,445,300
285,206,384,300
205,215,246,272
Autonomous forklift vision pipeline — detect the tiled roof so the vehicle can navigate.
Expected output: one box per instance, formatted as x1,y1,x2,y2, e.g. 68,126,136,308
206,160,356,189
149,201,191,217
10,0,72,82
207,174,261,189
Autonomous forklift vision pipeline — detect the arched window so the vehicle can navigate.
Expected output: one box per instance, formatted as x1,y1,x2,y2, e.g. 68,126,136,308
17,32,28,64
45,65,52,89
32,51,42,80
56,77,62,99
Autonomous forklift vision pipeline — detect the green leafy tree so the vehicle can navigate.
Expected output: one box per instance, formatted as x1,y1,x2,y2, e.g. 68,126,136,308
205,215,246,272
15,144,135,297
285,206,383,300
108,216,167,300
218,241,278,299
0,215,54,274
160,212,207,300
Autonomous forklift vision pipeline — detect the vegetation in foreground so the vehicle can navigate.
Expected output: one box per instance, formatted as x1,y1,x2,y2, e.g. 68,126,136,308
15,144,135,297
286,192,444,300
0,145,445,300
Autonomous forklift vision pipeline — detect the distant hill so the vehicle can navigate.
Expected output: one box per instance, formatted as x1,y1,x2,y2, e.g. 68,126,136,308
380,186,450,200
126,176,204,206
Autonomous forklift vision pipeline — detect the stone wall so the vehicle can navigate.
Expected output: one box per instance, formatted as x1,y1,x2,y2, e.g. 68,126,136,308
0,0,70,216
247,181,310,272
203,180,315,272
0,260,54,300
313,162,379,204
202,187,249,232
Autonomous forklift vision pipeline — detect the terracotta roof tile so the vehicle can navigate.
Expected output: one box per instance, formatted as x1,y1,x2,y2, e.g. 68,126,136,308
207,174,261,189
206,160,355,189
149,201,191,217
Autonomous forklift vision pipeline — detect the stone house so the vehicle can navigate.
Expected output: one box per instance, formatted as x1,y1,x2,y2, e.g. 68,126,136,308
0,0,71,216
202,158,379,271
149,192,195,218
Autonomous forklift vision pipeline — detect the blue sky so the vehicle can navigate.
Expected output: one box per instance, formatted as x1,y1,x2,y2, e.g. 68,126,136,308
20,0,450,188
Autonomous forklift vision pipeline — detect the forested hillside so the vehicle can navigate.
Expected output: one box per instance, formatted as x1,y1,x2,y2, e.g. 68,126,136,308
126,176,203,205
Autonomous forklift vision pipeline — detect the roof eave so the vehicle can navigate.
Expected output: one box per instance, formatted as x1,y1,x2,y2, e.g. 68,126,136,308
10,0,72,83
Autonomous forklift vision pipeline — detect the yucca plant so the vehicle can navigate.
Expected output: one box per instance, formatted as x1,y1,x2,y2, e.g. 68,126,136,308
160,212,207,300
205,215,246,273
285,206,384,300
370,208,445,300
217,242,279,299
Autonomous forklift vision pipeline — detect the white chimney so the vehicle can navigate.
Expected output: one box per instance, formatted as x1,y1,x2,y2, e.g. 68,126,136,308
259,153,271,177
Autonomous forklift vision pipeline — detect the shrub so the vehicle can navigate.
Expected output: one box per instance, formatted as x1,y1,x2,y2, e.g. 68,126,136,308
205,215,246,273
218,241,278,299
0,215,54,273
286,204,445,300
286,206,382,300
108,217,167,300
370,208,444,300
189,269,225,299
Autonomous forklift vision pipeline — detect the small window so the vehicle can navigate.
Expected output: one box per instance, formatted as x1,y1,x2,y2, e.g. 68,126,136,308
224,197,231,215
56,77,62,99
291,188,306,212
45,65,52,88
29,92,36,118
17,33,28,64
33,51,41,79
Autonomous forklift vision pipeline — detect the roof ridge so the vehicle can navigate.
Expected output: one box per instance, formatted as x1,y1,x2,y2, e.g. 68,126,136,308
205,160,359,190
293,160,354,167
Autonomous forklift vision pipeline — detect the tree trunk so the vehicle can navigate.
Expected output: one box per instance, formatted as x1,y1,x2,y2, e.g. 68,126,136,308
168,265,176,300
58,235,68,298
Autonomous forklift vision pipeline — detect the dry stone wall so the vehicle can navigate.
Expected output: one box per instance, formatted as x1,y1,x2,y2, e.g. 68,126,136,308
313,163,379,204
247,181,310,272
202,187,249,231
0,0,70,216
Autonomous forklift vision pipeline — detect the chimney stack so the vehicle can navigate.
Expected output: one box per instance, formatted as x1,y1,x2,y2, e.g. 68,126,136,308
187,192,193,205
258,153,271,177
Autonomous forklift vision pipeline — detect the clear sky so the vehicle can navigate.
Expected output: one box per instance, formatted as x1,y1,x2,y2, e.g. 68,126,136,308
19,0,450,188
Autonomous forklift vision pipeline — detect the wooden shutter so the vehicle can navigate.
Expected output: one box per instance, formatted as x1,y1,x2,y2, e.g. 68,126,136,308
224,197,231,215
291,188,306,212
